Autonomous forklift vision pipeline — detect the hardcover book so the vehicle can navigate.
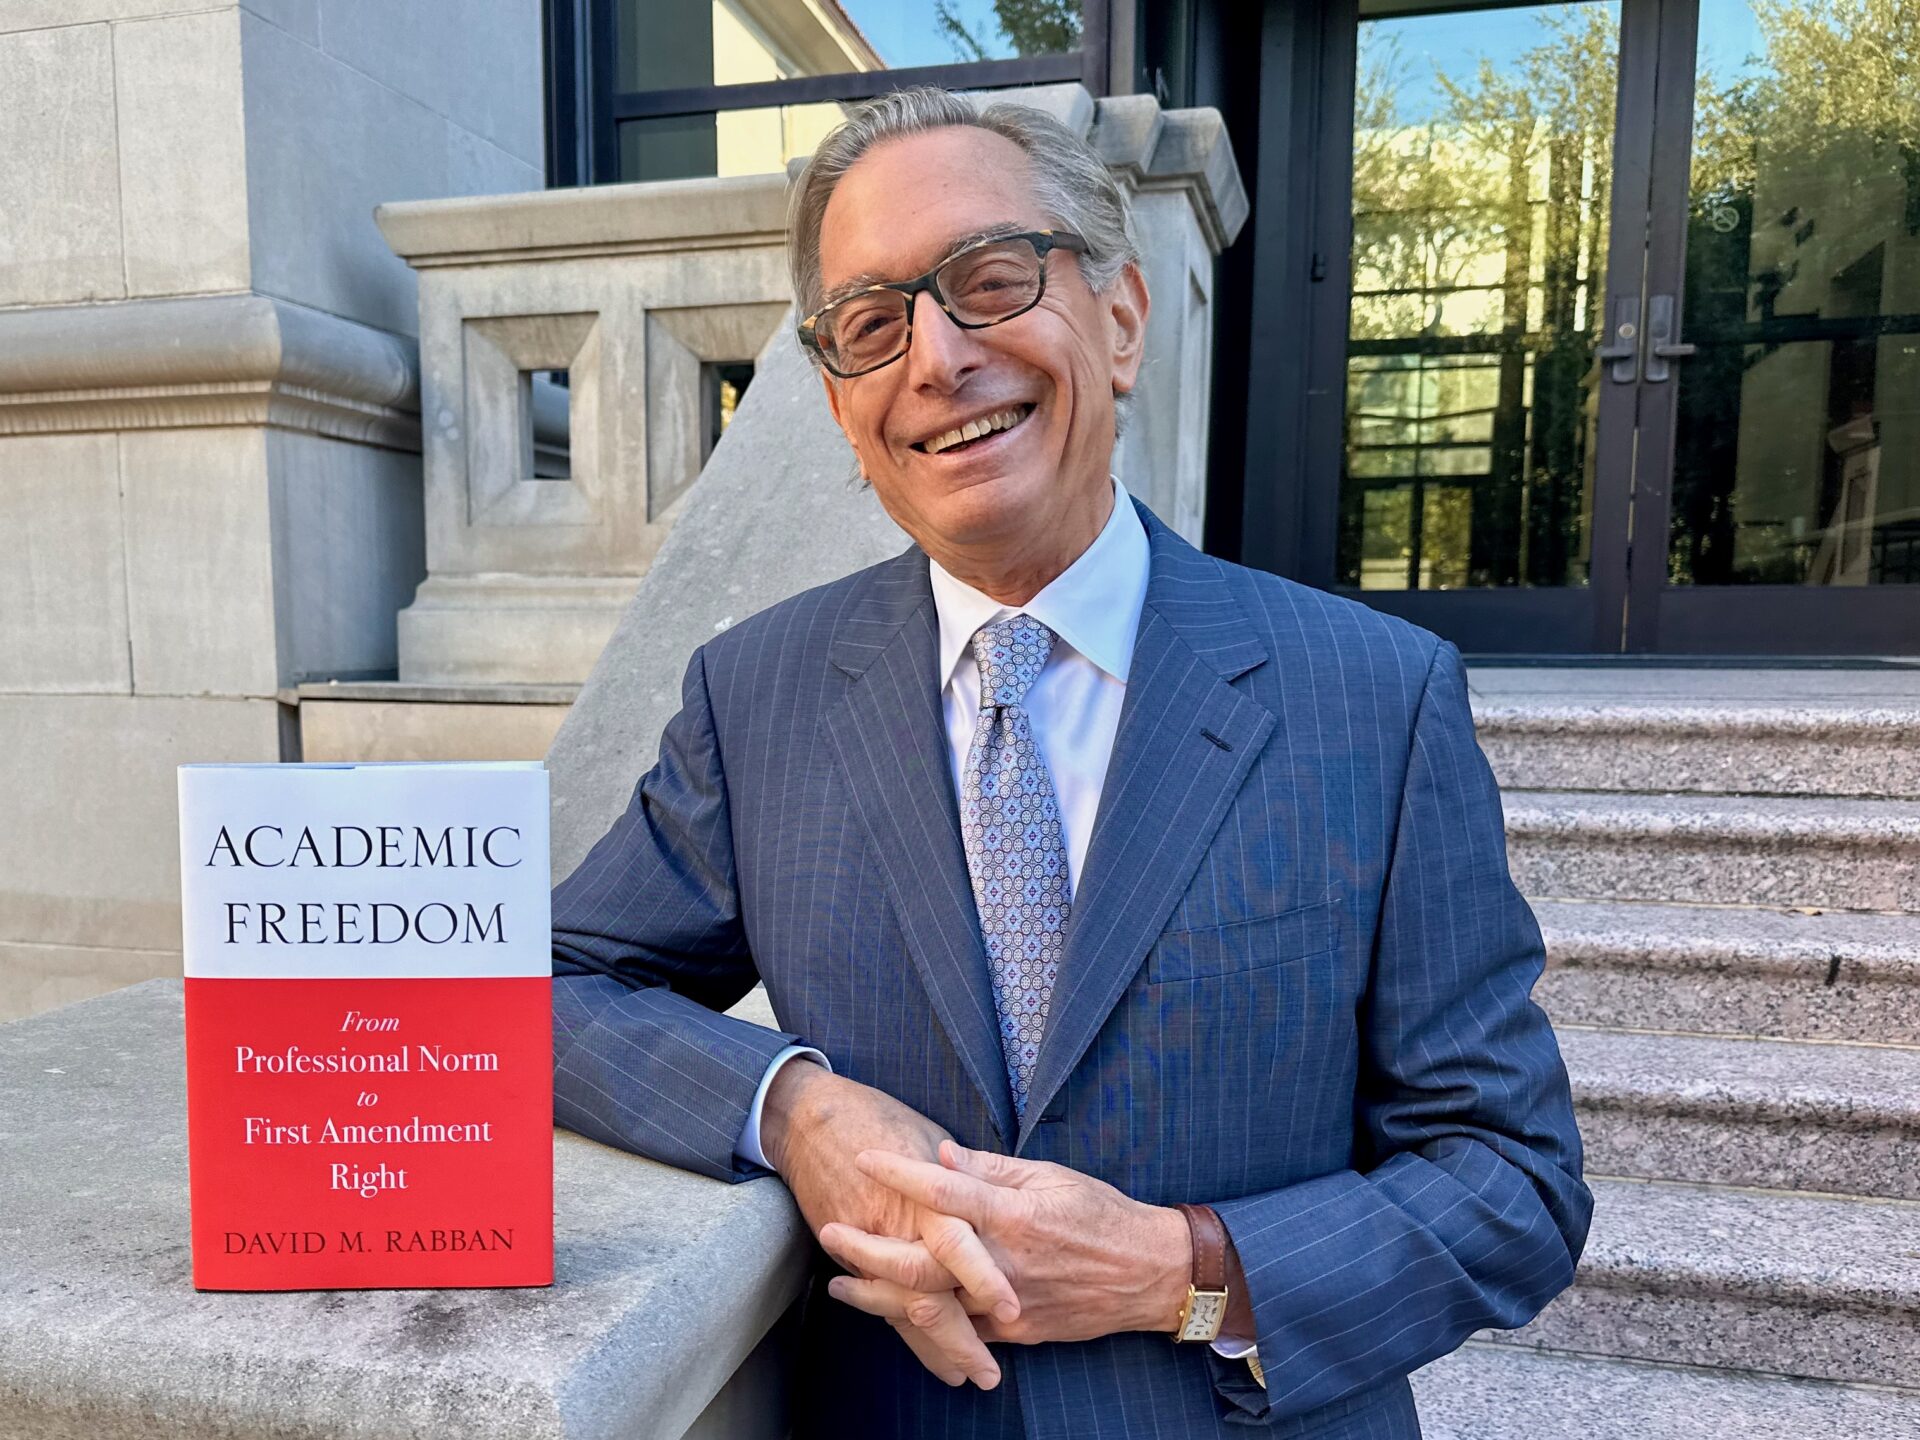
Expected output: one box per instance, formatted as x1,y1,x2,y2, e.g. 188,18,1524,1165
179,762,552,1290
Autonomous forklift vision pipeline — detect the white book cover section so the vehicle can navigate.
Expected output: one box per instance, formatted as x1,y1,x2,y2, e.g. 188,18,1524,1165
178,762,552,1290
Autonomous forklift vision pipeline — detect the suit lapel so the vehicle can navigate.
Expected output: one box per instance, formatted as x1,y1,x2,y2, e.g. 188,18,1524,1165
824,547,1018,1145
1017,503,1276,1153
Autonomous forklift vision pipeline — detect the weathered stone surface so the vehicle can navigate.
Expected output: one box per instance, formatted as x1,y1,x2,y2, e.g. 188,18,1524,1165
1559,1027,1920,1199
1532,898,1920,1045
0,24,124,306
324,0,541,169
300,693,571,764
1414,1342,1920,1439
0,293,421,448
238,9,540,337
0,695,282,963
120,428,281,698
1475,701,1920,798
268,428,426,686
0,981,809,1439
0,939,179,1025
1505,791,1920,911
1489,1177,1920,1388
0,0,229,30
545,318,896,881
114,8,251,297
0,433,131,694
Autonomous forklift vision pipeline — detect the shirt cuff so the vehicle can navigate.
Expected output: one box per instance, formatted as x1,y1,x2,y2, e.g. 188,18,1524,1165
734,1044,830,1170
1210,1337,1258,1360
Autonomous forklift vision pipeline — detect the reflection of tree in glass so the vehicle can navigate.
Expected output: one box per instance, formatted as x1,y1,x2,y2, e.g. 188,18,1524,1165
1673,0,1920,585
1345,6,1617,590
933,0,1080,62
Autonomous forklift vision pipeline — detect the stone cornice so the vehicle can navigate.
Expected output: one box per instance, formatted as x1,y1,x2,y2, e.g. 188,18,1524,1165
375,173,791,269
0,293,421,449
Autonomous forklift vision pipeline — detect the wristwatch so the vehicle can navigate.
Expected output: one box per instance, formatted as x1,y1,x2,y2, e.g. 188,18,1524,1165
1170,1202,1230,1343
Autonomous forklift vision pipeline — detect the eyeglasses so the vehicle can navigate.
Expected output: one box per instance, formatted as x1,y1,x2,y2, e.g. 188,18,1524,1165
798,229,1091,379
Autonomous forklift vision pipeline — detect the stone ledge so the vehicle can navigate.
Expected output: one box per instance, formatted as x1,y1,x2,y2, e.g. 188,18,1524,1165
0,981,810,1440
374,173,790,268
0,294,421,448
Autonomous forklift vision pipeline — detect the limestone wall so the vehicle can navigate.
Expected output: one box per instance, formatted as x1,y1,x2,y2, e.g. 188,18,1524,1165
0,0,544,1020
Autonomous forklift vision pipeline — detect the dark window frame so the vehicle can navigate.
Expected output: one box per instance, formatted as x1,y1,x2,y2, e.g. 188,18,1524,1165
545,0,1117,188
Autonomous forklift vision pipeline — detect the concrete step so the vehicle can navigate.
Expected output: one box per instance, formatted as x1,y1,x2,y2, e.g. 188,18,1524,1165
1474,700,1920,799
1531,899,1920,1045
1487,1177,1920,1388
1504,792,1920,911
1558,1028,1920,1200
1413,1342,1920,1439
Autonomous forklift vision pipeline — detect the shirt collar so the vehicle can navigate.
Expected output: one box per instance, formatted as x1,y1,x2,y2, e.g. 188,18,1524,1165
927,475,1151,693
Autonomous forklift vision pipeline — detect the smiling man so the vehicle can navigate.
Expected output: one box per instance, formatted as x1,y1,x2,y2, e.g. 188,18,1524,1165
549,88,1590,1439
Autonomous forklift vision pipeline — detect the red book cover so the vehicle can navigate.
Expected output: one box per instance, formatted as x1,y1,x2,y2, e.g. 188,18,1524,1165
178,762,552,1290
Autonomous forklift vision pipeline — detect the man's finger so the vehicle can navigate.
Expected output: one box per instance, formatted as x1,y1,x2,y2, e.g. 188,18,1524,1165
835,1278,1001,1389
939,1139,1042,1188
819,1225,954,1293
887,1317,966,1387
921,1211,1021,1323
855,1148,1002,1225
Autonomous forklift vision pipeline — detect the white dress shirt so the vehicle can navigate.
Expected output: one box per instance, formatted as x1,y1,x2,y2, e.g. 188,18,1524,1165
736,476,1148,1171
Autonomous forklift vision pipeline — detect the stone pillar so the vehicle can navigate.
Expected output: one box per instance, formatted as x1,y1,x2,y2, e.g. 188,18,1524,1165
0,0,544,1021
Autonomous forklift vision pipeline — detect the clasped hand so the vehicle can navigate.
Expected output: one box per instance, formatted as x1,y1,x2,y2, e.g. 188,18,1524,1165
819,1140,1189,1389
762,1066,1188,1391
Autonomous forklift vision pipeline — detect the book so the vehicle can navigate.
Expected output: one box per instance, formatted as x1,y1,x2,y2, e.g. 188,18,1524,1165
178,762,552,1290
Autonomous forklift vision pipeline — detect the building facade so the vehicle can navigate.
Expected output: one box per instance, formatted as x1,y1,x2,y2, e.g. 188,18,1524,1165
555,0,1920,654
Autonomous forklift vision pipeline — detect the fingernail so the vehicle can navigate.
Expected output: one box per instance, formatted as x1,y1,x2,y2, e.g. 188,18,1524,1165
826,1278,846,1299
993,1301,1018,1323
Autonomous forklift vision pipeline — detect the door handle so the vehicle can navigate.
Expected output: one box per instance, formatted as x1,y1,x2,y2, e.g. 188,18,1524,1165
1598,297,1640,383
1644,294,1694,381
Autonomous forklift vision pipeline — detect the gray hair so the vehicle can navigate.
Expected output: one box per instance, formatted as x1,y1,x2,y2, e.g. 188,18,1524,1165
788,90,1143,445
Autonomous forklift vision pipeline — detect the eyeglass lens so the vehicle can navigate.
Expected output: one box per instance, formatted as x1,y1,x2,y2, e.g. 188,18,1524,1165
819,239,1047,374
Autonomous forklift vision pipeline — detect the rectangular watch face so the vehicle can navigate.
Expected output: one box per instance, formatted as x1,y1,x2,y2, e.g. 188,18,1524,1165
1183,1289,1229,1340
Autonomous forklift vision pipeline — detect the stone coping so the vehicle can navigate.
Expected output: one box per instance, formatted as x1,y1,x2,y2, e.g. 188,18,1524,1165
0,981,810,1440
375,173,790,268
295,680,582,706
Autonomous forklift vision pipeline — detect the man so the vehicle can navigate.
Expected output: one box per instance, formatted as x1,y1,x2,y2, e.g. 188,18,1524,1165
551,87,1589,1438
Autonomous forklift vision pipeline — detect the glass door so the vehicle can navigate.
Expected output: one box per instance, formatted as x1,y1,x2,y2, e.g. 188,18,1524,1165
1629,0,1920,651
1332,0,1648,651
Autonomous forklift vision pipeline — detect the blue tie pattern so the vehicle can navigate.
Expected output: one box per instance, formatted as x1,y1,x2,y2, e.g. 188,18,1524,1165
959,614,1071,1120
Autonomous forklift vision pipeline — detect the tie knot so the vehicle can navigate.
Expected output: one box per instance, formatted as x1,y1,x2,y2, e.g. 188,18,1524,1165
971,614,1056,711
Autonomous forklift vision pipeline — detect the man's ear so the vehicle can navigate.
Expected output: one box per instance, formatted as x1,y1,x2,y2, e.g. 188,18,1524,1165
1106,260,1151,396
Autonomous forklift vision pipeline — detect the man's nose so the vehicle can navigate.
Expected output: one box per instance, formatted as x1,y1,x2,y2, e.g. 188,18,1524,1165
905,289,984,390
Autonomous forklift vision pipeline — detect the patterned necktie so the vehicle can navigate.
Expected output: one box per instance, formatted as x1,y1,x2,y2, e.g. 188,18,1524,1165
958,614,1071,1121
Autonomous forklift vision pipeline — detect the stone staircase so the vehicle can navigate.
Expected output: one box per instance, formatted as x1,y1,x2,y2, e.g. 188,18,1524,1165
1410,667,1920,1438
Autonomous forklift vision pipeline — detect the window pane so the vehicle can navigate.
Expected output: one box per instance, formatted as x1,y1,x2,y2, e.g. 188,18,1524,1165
620,102,851,180
1667,0,1920,587
617,0,1084,93
1339,1,1619,592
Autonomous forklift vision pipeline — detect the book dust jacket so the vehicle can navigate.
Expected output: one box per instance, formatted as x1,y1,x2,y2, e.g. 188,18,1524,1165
179,762,552,1291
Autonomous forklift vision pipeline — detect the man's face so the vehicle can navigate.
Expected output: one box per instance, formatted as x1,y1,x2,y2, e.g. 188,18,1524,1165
815,126,1148,563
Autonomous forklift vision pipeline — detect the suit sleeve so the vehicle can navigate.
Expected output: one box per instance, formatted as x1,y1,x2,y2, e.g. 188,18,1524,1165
550,642,802,1183
1205,639,1593,1420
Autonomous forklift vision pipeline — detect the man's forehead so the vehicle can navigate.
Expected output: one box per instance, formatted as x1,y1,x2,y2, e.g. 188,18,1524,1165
817,128,1044,294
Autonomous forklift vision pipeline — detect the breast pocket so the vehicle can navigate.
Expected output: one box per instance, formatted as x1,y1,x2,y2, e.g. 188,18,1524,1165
1146,898,1339,985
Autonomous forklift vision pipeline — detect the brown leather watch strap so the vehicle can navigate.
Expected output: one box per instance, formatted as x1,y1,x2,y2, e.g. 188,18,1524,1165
1174,1202,1229,1293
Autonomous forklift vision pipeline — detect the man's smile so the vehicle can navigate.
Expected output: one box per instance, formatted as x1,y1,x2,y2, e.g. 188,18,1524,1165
909,402,1038,456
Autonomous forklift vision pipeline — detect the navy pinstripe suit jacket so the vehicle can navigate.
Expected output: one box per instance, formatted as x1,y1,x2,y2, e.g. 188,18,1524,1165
551,496,1590,1439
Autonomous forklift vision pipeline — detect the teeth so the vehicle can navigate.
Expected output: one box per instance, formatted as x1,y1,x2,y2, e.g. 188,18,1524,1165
923,406,1029,455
